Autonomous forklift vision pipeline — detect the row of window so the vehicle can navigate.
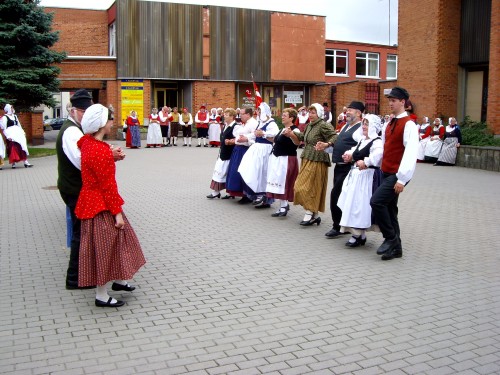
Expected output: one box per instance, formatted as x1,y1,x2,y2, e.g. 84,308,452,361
325,49,397,79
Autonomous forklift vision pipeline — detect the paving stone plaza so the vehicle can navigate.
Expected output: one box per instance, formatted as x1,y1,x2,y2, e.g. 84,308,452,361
1,138,499,375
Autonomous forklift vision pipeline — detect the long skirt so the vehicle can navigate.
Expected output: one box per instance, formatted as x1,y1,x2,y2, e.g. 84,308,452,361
424,139,443,161
6,140,27,164
238,143,272,193
208,123,221,146
293,159,329,213
127,125,141,148
266,155,299,201
338,167,380,234
146,123,163,147
78,211,146,287
436,137,459,165
210,158,230,191
416,138,429,161
226,145,248,196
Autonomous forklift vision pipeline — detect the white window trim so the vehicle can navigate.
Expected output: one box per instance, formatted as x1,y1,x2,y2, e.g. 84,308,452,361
355,51,380,79
387,54,398,79
325,49,349,76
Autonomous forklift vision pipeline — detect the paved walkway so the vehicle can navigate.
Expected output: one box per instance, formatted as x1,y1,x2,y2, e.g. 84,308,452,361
1,137,500,375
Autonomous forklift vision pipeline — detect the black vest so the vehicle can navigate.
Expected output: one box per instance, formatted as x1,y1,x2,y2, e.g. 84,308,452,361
219,123,236,160
56,120,83,196
351,138,380,162
272,126,299,157
3,115,19,127
331,122,362,163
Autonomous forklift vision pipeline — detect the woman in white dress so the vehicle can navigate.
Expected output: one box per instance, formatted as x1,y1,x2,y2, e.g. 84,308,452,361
416,116,432,161
0,104,33,168
337,114,383,247
424,118,445,163
146,108,163,148
208,108,221,147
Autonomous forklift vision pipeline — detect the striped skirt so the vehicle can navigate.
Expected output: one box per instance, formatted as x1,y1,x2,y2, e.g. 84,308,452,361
79,211,146,287
293,159,329,213
437,137,459,165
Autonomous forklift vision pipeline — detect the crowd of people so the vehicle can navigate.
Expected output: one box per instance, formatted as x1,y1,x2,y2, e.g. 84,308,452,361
205,86,423,262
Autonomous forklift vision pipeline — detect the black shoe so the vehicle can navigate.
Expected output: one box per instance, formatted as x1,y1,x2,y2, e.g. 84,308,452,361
345,236,367,248
24,162,33,168
206,193,221,199
204,145,209,147
255,203,271,209
221,195,234,200
300,216,321,226
381,247,403,260
325,228,344,238
196,144,201,147
95,297,125,307
252,196,265,205
173,144,177,146
66,284,96,290
376,236,400,255
111,282,136,292
272,204,290,217
237,196,252,204
183,144,187,147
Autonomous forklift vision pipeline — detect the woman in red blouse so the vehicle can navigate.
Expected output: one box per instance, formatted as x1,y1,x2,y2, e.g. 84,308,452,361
75,104,146,308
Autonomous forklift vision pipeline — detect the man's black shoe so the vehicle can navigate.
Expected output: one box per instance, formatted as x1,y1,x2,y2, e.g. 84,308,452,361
237,196,252,204
376,236,400,255
325,228,345,238
381,247,403,260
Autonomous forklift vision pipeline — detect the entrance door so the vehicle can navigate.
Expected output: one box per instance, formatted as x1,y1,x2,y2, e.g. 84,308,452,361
465,68,488,122
154,82,179,109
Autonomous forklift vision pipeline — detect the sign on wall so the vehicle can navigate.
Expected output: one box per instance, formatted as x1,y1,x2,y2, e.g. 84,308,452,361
121,79,144,124
284,90,303,104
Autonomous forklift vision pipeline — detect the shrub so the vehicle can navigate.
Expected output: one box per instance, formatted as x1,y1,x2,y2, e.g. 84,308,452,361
459,116,500,147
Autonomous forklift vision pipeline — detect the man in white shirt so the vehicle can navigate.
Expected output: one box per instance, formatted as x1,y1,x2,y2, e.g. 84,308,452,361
370,86,419,260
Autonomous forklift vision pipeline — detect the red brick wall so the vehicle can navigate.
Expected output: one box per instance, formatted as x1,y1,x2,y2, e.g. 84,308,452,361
310,85,332,108
378,81,397,116
193,81,236,111
334,81,367,119
487,0,500,134
398,0,460,120
271,13,325,82
46,7,109,56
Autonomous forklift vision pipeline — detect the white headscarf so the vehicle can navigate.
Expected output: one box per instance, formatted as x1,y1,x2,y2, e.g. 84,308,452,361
81,104,109,134
310,103,324,119
258,102,272,121
364,114,382,139
4,104,13,115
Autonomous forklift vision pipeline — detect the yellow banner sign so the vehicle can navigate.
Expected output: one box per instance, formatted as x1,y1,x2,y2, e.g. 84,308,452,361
121,79,144,125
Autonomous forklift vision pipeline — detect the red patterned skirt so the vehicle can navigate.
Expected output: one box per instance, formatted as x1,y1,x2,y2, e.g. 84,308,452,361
79,210,146,287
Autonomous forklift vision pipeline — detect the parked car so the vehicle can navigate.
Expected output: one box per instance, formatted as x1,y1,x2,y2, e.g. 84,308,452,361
43,117,66,131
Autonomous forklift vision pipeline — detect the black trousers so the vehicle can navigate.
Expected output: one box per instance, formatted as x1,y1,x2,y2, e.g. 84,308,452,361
329,163,352,230
370,173,401,240
60,191,81,287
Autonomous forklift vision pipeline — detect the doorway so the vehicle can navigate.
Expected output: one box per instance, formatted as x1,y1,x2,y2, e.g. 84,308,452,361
154,82,179,109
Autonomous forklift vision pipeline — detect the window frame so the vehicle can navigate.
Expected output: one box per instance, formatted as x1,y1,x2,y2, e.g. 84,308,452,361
325,49,349,77
355,51,380,78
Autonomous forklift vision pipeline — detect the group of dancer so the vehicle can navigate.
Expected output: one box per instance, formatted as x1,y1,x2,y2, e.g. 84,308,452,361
206,86,419,261
124,106,246,149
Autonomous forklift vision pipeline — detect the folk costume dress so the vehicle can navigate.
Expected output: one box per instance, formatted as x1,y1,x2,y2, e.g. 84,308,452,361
226,116,258,197
210,121,238,192
75,134,145,287
416,117,432,161
238,116,279,196
436,124,462,166
1,106,30,166
146,112,163,147
424,120,445,162
125,115,141,148
266,126,300,201
208,109,221,147
338,118,383,235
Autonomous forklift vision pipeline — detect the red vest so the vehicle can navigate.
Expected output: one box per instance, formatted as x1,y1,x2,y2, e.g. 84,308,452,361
381,116,410,174
196,111,208,128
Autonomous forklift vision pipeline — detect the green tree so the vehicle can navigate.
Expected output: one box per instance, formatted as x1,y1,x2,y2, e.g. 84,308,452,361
0,0,66,111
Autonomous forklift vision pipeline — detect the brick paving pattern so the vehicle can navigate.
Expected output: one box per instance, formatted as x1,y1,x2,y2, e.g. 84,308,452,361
1,138,499,374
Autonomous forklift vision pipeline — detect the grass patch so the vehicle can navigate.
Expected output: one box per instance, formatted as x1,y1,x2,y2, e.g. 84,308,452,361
28,148,57,158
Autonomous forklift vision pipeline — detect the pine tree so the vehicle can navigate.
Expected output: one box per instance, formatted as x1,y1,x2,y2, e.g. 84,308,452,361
0,0,66,111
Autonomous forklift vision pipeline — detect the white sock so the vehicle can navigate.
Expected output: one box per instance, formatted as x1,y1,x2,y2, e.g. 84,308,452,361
114,280,127,286
348,236,358,244
212,190,219,196
303,210,313,221
203,138,206,145
198,139,201,145
95,283,117,303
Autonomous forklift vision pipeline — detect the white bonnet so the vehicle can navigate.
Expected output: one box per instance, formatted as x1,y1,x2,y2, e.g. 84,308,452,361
364,114,382,139
310,103,324,119
258,102,272,118
3,104,12,115
81,104,109,134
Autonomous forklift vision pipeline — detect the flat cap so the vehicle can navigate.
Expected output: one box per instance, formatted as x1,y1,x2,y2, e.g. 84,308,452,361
385,86,410,100
70,89,93,110
347,101,365,113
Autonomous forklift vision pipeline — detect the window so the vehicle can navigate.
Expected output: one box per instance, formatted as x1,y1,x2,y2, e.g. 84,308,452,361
108,22,116,57
387,54,398,79
356,52,379,78
325,49,348,75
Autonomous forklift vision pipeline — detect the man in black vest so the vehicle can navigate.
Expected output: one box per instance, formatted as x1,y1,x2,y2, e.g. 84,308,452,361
57,90,125,289
325,101,364,238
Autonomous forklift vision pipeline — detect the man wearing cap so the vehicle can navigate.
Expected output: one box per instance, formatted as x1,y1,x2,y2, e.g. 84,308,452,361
325,101,364,239
370,86,418,260
195,105,210,147
56,89,125,289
